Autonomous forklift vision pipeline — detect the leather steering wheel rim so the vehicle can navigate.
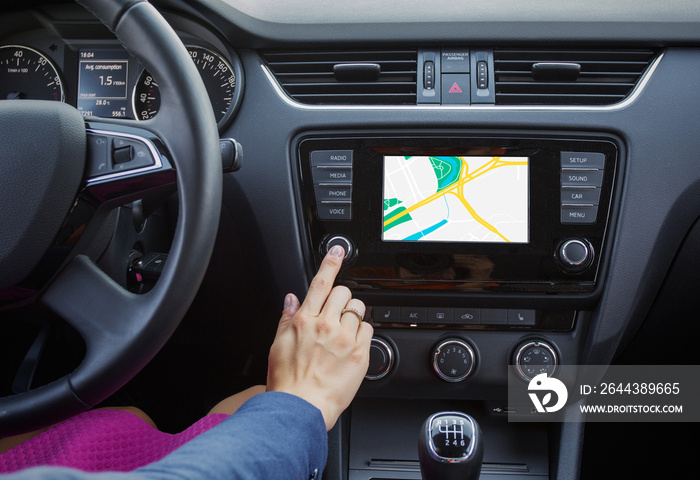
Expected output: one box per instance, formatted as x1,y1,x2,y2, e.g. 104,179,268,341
0,0,222,436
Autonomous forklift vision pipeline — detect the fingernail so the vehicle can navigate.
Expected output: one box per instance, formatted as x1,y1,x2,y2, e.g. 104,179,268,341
329,245,344,258
284,294,293,309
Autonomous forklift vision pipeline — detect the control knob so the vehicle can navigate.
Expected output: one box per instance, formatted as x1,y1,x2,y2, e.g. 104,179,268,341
365,337,394,381
512,339,559,381
321,234,355,263
556,238,594,272
432,339,476,382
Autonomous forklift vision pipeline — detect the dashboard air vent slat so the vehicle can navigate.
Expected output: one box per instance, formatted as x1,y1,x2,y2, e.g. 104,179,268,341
494,49,656,105
262,50,418,105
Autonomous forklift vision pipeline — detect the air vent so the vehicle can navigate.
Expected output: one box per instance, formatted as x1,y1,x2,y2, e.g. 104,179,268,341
262,50,418,105
494,49,657,105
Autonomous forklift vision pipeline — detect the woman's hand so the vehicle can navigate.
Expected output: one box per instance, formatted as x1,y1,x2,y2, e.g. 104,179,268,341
266,245,373,431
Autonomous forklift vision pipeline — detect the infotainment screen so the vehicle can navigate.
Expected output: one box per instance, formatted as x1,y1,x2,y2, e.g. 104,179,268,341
382,155,529,243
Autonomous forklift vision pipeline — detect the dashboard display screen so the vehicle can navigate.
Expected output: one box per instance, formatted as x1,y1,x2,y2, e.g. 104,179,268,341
77,49,129,118
382,155,529,243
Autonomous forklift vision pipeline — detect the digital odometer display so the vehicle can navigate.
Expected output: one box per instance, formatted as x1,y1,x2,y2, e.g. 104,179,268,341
382,155,529,243
77,49,129,118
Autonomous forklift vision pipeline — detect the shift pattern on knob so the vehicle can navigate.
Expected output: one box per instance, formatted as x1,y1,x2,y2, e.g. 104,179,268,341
428,414,474,459
418,411,484,480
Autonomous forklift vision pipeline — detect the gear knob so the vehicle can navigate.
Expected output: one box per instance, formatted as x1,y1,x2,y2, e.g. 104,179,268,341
418,412,483,480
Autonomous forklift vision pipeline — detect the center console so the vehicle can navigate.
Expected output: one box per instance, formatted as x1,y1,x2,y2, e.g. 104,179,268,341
293,131,621,480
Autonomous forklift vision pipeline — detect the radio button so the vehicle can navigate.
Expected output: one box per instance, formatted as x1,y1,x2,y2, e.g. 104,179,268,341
561,151,605,169
401,307,427,324
561,205,598,224
507,309,536,326
312,166,353,184
314,185,352,202
427,307,454,324
560,170,604,187
454,308,480,325
481,308,507,325
561,187,601,205
316,202,352,221
311,150,353,167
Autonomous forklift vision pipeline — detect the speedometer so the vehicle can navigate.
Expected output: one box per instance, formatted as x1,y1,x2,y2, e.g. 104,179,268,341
0,45,64,101
133,46,236,126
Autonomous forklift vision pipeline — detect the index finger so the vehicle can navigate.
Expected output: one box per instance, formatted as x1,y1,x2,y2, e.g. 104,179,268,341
300,245,345,316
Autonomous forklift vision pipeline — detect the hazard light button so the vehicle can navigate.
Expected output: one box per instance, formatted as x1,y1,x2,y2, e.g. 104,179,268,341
441,74,470,104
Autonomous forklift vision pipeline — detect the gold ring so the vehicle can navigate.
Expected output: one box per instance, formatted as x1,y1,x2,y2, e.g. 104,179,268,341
341,307,364,322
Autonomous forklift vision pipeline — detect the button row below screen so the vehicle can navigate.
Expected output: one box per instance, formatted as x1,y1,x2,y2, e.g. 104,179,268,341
371,306,536,326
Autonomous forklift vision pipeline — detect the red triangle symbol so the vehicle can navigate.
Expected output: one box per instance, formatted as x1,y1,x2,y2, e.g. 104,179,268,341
448,82,463,94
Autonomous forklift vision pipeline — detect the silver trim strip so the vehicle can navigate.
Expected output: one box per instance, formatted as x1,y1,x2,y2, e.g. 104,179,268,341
262,52,663,112
85,129,164,185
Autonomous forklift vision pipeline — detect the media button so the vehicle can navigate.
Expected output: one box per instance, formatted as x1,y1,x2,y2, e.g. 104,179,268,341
427,307,454,324
311,150,353,167
561,152,605,170
401,307,427,324
316,202,352,221
312,166,353,184
454,308,480,325
507,309,536,326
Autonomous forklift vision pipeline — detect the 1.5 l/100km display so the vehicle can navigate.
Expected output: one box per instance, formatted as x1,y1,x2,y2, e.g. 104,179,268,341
382,155,529,243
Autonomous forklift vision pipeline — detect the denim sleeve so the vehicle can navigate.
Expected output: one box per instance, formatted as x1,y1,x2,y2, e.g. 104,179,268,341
1,392,327,480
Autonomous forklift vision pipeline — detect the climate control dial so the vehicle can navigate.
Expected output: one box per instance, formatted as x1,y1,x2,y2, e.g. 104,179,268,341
432,339,476,382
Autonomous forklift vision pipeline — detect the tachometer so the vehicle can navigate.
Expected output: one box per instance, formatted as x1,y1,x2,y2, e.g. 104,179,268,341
0,45,64,101
133,46,236,126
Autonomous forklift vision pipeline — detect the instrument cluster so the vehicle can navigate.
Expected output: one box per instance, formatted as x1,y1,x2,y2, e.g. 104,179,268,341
0,10,243,131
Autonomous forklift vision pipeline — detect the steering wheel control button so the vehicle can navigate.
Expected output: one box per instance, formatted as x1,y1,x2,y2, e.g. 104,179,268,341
372,306,399,323
480,308,507,325
557,238,594,271
365,337,394,381
507,309,536,326
561,151,606,169
513,340,558,381
311,150,353,167
427,307,454,324
322,235,354,261
433,339,476,382
401,307,427,324
454,308,480,325
86,131,159,179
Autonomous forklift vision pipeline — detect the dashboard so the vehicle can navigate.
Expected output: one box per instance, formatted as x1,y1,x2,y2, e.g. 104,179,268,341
2,1,700,479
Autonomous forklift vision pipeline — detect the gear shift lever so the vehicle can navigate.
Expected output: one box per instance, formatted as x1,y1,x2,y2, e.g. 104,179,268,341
418,411,483,480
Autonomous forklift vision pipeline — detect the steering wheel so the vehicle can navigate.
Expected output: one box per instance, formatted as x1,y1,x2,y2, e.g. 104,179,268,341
0,0,221,436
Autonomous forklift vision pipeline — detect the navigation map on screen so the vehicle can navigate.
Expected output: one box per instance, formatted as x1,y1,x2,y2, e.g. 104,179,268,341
382,155,529,243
